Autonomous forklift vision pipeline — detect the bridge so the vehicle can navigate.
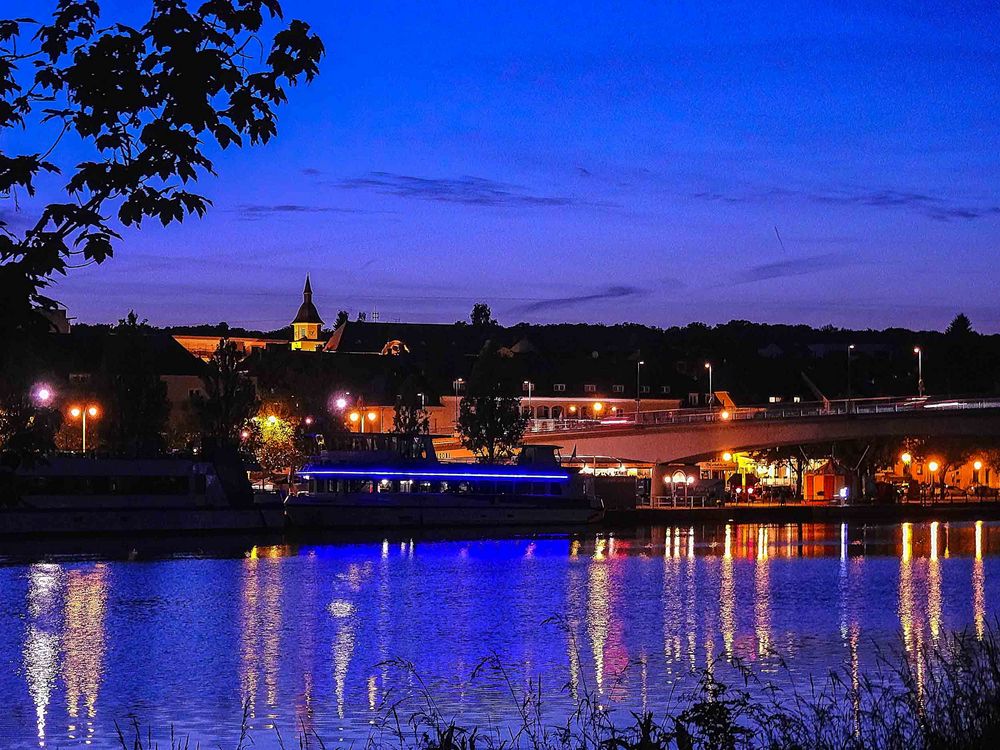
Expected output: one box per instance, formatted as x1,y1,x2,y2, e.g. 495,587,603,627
517,397,1000,465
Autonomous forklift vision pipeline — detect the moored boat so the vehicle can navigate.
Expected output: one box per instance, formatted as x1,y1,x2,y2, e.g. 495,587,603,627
0,455,284,536
285,434,605,529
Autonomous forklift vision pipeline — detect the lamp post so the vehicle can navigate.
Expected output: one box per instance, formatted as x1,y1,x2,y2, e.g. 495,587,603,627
636,360,644,420
523,380,534,419
453,378,464,428
846,344,855,410
914,347,924,397
928,460,940,502
704,362,713,410
69,404,99,452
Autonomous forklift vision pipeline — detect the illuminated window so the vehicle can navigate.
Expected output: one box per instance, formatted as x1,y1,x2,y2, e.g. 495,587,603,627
584,384,597,393
553,383,566,392
641,385,651,394
660,385,670,394
612,384,624,393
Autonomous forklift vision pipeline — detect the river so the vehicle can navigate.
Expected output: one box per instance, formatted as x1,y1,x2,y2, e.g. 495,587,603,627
0,521,996,748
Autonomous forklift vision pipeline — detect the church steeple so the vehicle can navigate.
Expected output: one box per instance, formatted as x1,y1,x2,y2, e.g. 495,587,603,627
291,274,324,351
292,274,323,326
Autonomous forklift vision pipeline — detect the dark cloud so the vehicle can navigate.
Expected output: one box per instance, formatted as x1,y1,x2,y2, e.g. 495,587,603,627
737,252,853,284
337,171,579,207
234,204,381,220
515,285,645,314
692,185,1000,222
301,167,323,176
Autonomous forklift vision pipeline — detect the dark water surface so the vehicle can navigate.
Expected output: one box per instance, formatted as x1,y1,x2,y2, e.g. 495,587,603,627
1,521,998,748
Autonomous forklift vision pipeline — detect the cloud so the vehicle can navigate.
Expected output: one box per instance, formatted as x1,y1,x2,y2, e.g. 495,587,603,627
337,171,582,207
301,167,323,176
234,204,383,220
736,252,854,284
514,285,646,314
691,185,1000,222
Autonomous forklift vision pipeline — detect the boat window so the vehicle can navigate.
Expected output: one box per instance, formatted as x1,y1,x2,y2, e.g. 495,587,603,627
550,483,563,495
457,481,471,494
419,481,433,493
440,481,450,493
497,481,514,495
377,479,394,493
399,480,414,493
476,481,494,495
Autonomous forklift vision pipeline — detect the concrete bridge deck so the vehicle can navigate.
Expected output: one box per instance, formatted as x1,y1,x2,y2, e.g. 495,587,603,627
519,397,1000,464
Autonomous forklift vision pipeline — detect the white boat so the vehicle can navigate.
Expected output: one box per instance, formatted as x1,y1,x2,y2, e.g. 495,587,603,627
0,456,285,536
285,435,605,529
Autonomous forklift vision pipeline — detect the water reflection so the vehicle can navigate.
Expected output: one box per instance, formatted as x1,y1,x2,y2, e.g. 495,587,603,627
63,565,108,743
1,521,998,750
23,564,62,748
975,521,986,639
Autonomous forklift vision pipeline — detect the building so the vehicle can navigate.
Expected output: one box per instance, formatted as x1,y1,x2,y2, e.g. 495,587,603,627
291,275,324,351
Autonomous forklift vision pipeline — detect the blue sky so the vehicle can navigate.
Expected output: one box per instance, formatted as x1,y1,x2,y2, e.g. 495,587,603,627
6,0,1000,330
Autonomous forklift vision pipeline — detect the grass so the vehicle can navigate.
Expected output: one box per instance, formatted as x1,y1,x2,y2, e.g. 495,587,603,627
114,622,1000,750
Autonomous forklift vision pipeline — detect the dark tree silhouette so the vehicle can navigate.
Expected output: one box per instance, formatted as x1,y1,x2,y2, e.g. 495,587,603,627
470,302,495,328
97,311,170,456
193,338,258,449
334,310,349,328
391,376,430,437
0,0,323,361
457,347,527,463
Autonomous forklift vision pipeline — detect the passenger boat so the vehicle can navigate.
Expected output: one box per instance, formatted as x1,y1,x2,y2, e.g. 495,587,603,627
0,456,285,536
286,434,604,529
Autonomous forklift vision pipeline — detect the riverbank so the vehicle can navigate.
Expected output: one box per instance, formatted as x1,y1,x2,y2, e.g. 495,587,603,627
605,500,1000,527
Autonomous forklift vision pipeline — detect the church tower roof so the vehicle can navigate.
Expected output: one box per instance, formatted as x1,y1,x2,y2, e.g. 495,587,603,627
292,275,324,325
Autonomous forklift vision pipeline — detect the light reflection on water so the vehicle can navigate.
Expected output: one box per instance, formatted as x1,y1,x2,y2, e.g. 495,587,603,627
0,521,999,749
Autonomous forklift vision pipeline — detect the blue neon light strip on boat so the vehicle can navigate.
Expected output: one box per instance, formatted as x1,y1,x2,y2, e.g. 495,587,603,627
299,468,570,481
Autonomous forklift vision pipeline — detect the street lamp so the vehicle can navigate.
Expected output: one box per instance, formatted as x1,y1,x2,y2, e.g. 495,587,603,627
593,402,604,417
523,380,534,417
914,347,924,397
928,459,940,500
846,345,856,408
704,362,713,410
349,411,360,431
33,384,54,406
69,404,99,452
453,378,465,428
636,360,644,419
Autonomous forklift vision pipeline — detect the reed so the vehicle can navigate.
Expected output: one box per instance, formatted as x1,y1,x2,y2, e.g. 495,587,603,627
115,622,1000,750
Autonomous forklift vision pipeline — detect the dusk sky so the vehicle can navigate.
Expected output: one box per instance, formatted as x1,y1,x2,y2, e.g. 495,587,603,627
7,0,1000,331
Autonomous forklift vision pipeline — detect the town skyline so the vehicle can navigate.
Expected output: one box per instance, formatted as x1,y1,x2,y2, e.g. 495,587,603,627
6,0,999,332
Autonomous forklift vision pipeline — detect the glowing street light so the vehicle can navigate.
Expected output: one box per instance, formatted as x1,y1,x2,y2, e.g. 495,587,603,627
593,402,604,416
847,344,856,408
33,384,54,406
928,460,939,473
974,460,983,472
266,414,278,425
723,452,733,462
901,452,912,465
335,397,348,410
68,404,100,452
704,362,713,410
914,347,924,397
636,360,645,419
453,378,465,427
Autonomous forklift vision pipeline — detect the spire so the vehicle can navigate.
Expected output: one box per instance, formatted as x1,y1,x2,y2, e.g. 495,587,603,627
292,274,323,325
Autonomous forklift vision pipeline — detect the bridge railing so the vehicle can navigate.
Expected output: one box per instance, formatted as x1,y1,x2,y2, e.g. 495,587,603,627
640,494,720,509
525,396,1000,434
